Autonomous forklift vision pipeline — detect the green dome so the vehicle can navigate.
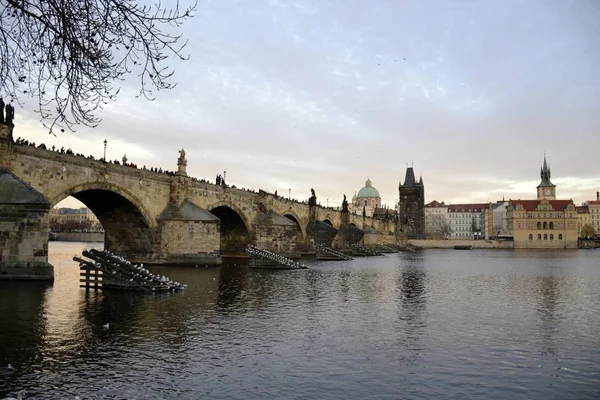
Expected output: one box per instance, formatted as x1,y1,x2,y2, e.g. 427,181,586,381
356,178,380,199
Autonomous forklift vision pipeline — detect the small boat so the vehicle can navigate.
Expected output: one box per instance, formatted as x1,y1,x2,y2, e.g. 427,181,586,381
453,245,473,250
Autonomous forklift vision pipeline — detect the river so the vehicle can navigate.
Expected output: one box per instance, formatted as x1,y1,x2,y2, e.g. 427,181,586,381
1,242,599,399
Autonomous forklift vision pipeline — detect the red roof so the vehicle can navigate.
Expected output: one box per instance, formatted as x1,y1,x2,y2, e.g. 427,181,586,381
588,200,600,206
576,206,589,214
511,199,573,211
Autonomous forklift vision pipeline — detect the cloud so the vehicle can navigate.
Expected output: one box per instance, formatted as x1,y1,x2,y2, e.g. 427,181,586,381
11,0,600,210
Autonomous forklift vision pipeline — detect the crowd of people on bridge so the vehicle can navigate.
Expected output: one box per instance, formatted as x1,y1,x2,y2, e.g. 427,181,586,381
12,136,318,205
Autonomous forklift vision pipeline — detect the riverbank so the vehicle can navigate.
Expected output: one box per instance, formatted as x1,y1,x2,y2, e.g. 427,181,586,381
53,232,105,242
408,239,513,249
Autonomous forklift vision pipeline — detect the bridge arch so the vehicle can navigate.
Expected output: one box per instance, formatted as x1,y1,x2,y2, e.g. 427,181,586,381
282,210,306,240
322,219,334,228
51,182,156,254
208,202,252,255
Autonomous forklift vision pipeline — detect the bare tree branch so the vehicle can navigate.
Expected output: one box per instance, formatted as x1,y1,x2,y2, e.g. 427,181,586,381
0,0,196,134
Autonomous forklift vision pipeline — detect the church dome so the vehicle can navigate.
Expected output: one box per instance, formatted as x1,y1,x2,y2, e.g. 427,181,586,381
356,178,380,199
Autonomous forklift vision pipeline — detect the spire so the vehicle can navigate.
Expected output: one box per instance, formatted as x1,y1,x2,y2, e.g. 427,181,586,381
538,153,555,188
403,167,416,186
418,174,423,185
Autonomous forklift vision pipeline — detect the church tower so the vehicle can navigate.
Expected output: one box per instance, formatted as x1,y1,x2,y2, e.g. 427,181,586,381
398,166,425,236
536,154,556,200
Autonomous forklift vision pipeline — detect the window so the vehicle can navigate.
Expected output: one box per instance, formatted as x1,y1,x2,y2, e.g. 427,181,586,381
544,234,548,240
550,234,554,240
537,221,542,229
538,234,542,240
559,234,563,240
543,222,548,230
529,234,533,240
549,221,554,230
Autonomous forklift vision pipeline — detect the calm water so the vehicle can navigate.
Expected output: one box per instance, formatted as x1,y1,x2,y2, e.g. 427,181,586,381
1,243,600,399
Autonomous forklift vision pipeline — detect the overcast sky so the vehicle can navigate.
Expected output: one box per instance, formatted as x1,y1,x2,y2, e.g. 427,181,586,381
13,0,600,209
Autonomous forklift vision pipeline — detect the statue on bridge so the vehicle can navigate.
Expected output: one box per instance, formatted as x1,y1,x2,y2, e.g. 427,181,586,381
308,188,317,207
4,101,14,125
342,194,348,212
178,148,187,165
0,97,4,123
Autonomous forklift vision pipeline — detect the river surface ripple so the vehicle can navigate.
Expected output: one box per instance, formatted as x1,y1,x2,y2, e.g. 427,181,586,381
1,242,600,399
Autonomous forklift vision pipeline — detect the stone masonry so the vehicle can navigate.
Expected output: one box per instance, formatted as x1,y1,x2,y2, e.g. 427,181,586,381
0,170,53,280
0,127,392,277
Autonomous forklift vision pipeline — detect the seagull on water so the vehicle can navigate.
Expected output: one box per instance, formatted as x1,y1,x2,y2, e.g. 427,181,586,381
3,389,26,400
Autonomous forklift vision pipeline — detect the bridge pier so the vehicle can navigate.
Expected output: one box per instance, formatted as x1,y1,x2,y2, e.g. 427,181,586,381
0,170,54,281
252,211,299,258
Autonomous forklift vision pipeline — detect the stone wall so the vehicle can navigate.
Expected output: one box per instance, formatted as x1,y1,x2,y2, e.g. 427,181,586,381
362,233,401,246
0,203,53,280
158,220,220,264
55,232,105,242
253,224,298,256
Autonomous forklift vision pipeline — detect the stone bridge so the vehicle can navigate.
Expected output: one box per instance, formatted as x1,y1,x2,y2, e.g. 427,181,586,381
0,123,397,279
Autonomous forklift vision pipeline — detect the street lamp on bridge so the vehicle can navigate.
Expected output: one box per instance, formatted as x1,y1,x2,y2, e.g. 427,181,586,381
103,139,107,162
289,188,291,200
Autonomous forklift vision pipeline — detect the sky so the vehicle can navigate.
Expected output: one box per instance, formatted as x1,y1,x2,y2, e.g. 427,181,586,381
12,0,600,209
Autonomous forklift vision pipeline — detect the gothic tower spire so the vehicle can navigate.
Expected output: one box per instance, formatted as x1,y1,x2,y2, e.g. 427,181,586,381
537,153,556,200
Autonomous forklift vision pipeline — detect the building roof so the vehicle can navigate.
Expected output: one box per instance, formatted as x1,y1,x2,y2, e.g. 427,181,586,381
58,207,89,215
510,199,573,211
576,206,589,214
425,200,446,208
588,200,600,206
356,178,380,199
537,154,555,188
404,168,415,186
447,203,487,213
0,169,49,205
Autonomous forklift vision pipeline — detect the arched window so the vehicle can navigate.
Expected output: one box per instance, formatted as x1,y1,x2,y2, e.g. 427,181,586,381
550,234,554,240
538,234,542,240
544,234,548,240
537,221,542,229
549,221,554,230
559,234,563,240
543,222,548,230
529,234,533,240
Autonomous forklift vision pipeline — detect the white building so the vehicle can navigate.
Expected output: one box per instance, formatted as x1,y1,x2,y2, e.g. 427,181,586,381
447,203,487,240
424,200,448,238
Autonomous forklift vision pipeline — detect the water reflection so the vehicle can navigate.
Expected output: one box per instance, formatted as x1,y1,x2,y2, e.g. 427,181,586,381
2,243,600,399
0,282,50,394
535,275,562,356
395,252,427,364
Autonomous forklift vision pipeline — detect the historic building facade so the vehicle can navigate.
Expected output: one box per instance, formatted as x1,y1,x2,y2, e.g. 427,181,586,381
588,192,600,235
507,156,578,249
424,200,448,238
576,205,591,237
447,203,487,240
350,178,381,218
398,167,425,236
49,207,103,231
